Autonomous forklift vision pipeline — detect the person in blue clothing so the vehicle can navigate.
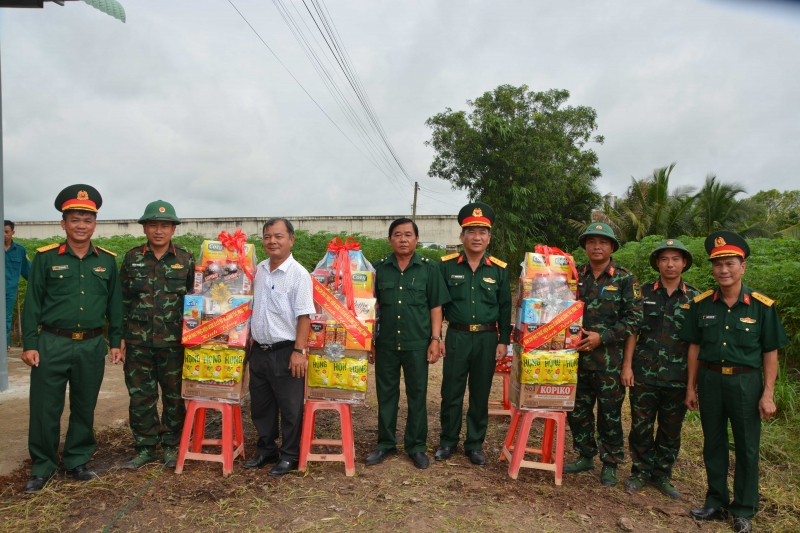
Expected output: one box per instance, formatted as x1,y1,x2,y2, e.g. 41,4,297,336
4,221,31,350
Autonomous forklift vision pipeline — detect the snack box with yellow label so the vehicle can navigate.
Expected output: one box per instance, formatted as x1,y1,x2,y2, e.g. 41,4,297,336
351,271,374,299
181,347,249,404
306,349,369,404
510,345,576,411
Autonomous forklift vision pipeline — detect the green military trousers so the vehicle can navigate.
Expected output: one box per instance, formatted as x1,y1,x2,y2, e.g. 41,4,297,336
124,344,186,450
29,332,106,477
567,369,625,464
628,383,687,480
375,348,429,454
698,365,763,519
439,329,498,451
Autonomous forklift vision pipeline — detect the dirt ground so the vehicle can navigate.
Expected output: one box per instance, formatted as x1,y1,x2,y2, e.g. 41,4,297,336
0,358,748,533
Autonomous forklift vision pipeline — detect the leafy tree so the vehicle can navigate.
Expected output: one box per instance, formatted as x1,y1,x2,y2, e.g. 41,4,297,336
750,189,800,239
425,84,602,275
692,175,772,237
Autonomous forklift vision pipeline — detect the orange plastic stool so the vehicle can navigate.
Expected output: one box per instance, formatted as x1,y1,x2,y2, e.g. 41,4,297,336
488,371,512,416
298,400,356,476
500,407,566,485
175,400,245,477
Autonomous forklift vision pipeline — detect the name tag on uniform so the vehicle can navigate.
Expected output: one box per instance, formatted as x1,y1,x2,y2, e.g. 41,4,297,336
703,315,716,320
450,274,465,280
740,317,757,324
131,263,146,267
644,301,657,305
483,277,496,284
52,265,69,271
93,267,107,273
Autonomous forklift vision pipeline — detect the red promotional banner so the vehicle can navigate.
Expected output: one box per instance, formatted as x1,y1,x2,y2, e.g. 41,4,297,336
521,301,584,351
182,302,252,347
312,278,372,345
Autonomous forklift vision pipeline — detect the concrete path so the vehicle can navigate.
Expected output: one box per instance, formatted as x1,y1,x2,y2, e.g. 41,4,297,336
0,347,131,476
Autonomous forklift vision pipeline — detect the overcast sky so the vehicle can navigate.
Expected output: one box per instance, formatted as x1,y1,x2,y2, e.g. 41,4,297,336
1,0,799,222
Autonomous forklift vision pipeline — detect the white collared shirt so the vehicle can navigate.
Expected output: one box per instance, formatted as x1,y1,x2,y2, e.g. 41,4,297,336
251,254,316,344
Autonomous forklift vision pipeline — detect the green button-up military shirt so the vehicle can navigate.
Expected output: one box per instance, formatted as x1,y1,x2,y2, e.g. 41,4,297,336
679,284,789,368
373,252,451,351
22,242,123,350
120,242,195,347
577,259,643,373
439,251,512,344
633,279,700,388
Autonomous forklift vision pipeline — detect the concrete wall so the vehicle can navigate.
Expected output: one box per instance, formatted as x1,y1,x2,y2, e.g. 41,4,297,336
14,215,462,245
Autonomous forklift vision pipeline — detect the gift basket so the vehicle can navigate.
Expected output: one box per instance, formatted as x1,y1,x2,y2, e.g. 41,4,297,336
180,229,256,403
306,237,375,403
510,245,583,411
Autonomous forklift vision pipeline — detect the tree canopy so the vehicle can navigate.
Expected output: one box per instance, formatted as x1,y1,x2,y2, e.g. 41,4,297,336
425,84,602,272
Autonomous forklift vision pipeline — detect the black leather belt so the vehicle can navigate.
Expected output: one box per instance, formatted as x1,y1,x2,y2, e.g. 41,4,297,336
702,362,759,375
41,325,104,341
448,323,497,333
256,340,294,352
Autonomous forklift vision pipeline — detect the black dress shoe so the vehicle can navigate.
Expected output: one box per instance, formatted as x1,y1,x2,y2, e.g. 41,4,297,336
24,476,49,494
465,449,486,466
434,446,454,461
689,507,725,521
733,517,752,533
66,464,98,481
409,452,430,469
243,454,280,469
268,460,298,477
365,448,397,466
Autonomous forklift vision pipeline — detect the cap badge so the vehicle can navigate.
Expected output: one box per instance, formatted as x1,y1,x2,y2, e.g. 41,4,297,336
159,207,166,213
473,207,483,217
77,190,89,200
715,236,726,247
667,240,674,245
595,225,603,230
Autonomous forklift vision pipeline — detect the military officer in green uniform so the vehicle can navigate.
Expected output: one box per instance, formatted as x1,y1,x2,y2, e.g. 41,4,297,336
434,203,511,466
21,185,123,494
119,201,194,470
681,231,788,533
564,222,643,487
366,218,450,470
621,239,699,498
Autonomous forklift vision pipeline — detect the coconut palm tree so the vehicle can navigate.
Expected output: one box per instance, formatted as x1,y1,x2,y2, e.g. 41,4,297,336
691,175,770,237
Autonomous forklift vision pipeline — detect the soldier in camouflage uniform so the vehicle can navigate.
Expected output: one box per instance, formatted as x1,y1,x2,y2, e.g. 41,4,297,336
119,201,194,469
564,223,643,487
621,239,699,499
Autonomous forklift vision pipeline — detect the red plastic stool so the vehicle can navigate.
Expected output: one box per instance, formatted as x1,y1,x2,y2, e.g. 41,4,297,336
175,400,245,477
499,407,566,485
298,400,355,476
488,371,512,416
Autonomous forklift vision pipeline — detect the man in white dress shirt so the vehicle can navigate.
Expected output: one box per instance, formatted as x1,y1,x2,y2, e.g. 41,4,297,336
243,218,315,476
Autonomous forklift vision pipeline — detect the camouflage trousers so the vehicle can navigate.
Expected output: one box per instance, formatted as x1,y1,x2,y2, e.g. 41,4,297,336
628,383,687,480
124,344,185,449
567,369,625,464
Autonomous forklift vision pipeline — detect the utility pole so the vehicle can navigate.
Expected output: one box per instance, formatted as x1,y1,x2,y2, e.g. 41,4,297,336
412,181,419,222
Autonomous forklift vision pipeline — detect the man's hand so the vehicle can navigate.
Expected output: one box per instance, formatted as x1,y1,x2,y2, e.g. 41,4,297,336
427,341,441,364
368,345,376,365
684,388,698,411
440,340,446,359
621,365,634,387
759,394,777,420
21,350,40,367
289,351,307,378
576,328,602,352
120,339,127,359
495,343,508,361
110,348,124,364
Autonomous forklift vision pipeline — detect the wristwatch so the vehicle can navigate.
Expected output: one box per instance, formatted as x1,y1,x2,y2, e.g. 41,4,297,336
430,336,441,342
293,347,307,355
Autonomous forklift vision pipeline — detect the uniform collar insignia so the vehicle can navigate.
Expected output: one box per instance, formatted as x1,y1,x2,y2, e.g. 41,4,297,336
743,293,750,305
457,254,465,264
713,290,719,302
740,317,756,323
483,277,496,283
653,280,660,290
484,257,492,266
608,266,615,276
58,244,67,255
93,266,106,272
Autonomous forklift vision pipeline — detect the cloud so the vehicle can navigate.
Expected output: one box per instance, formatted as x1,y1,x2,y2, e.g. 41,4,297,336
1,0,798,222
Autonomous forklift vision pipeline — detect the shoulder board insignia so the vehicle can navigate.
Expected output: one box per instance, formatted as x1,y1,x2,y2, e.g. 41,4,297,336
489,256,507,268
36,243,60,253
751,292,774,307
694,289,714,303
441,253,459,262
96,246,117,257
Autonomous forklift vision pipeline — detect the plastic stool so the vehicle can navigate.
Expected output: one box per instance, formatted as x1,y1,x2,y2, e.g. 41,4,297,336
298,400,356,476
488,371,512,416
500,407,565,485
175,400,245,477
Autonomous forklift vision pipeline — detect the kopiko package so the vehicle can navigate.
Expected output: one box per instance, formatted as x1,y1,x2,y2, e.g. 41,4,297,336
306,237,375,397
181,228,256,384
515,245,583,353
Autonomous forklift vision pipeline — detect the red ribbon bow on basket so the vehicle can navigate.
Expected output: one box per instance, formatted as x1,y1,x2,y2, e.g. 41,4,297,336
218,228,255,280
327,237,361,312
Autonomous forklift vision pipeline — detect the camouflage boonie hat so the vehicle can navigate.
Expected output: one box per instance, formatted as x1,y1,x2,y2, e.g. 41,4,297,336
578,222,619,252
649,238,693,272
138,200,181,225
